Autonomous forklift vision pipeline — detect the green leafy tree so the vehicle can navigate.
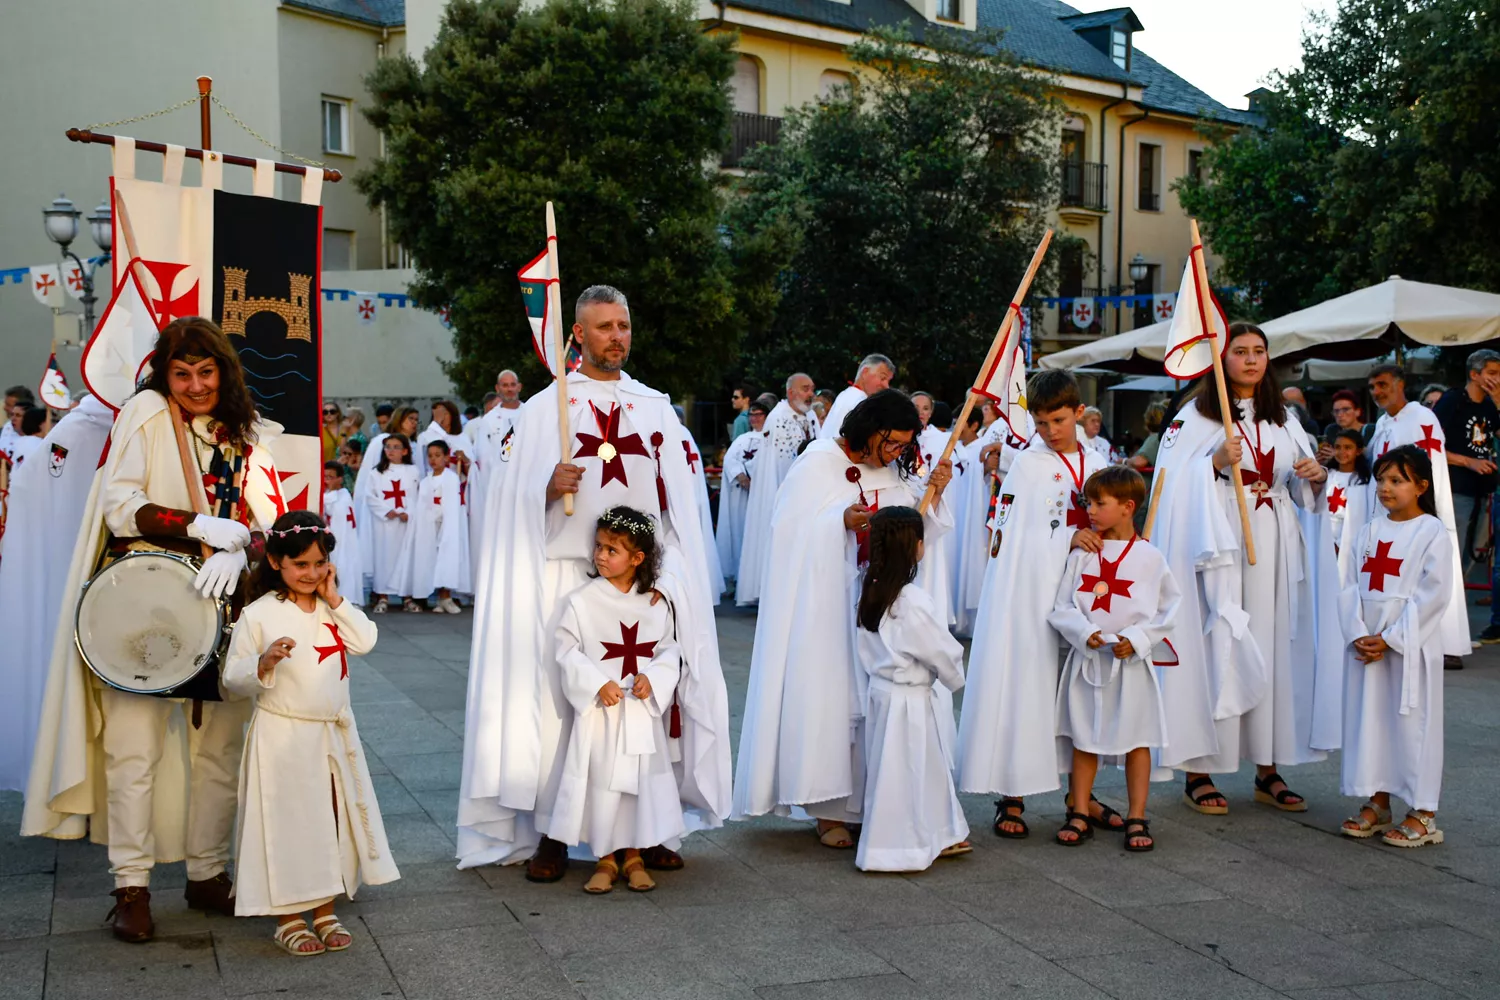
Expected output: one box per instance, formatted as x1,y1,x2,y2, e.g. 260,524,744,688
725,25,1065,399
1180,0,1500,316
358,0,738,401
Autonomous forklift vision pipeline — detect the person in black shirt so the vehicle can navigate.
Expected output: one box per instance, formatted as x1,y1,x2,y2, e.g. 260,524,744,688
1433,349,1500,583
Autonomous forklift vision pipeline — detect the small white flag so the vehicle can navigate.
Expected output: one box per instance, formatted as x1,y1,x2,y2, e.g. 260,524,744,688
30,265,64,308
1163,257,1228,380
354,293,378,326
973,309,1029,434
1152,293,1176,323
62,262,86,301
1071,296,1096,330
38,353,73,409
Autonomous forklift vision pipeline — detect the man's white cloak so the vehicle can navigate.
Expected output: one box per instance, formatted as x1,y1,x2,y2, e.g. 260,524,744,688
467,406,519,561
818,385,866,441
0,396,112,791
456,371,730,868
737,400,817,605
733,438,951,821
1367,402,1470,657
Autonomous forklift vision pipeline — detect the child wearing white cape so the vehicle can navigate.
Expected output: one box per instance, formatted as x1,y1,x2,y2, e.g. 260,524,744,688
223,511,397,955
542,506,684,893
408,439,471,612
855,506,969,872
322,462,363,598
367,433,419,612
1048,467,1179,851
1338,445,1450,848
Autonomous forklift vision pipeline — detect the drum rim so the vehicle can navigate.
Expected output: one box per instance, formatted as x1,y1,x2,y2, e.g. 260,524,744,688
75,549,228,695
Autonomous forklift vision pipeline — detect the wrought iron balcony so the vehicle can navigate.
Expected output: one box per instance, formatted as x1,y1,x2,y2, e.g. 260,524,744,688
1060,160,1108,212
723,112,783,169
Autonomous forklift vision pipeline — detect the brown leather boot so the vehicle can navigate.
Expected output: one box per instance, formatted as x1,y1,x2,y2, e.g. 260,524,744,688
524,837,569,883
107,887,154,943
184,872,236,916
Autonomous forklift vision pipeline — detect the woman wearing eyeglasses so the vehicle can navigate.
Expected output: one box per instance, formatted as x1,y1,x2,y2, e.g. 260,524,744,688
322,402,344,462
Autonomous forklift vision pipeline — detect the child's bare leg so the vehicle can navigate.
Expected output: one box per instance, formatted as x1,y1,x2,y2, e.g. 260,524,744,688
437,588,450,600
1125,748,1150,820
1059,750,1098,844
621,848,655,891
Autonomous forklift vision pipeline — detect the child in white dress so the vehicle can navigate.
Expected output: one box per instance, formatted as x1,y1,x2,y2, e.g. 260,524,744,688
223,511,398,955
1048,467,1180,852
1323,428,1372,565
1339,445,1450,848
322,461,363,600
407,439,471,613
855,506,969,872
368,433,419,613
542,506,684,893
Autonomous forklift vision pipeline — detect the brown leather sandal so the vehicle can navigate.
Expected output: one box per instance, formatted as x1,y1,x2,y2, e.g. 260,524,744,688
621,854,655,892
584,855,620,894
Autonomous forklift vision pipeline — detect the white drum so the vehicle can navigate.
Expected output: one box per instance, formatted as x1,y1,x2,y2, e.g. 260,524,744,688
75,550,228,694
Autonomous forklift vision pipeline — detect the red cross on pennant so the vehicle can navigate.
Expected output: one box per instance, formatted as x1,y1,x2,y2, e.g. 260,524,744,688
383,478,407,509
1155,297,1174,320
601,621,657,678
358,300,375,320
66,268,84,292
34,273,56,295
1416,424,1443,457
1361,539,1403,592
1328,486,1347,514
574,402,649,488
314,622,350,679
683,440,699,473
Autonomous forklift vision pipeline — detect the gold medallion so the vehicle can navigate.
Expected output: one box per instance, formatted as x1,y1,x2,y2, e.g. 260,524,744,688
597,443,618,462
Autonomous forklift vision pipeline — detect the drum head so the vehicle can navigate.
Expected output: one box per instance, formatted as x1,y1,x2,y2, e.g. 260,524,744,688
76,552,224,693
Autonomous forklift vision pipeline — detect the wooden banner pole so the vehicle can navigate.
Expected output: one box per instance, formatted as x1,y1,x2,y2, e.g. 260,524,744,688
197,76,213,149
1141,469,1166,540
918,229,1052,515
546,202,574,516
1189,219,1255,565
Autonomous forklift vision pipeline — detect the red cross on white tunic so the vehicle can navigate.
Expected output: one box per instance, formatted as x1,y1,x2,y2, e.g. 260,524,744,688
683,440,699,473
575,402,649,488
314,622,349,679
383,478,407,509
1328,486,1347,514
1079,538,1136,612
1361,539,1403,592
345,505,357,529
1416,424,1443,457
601,621,657,678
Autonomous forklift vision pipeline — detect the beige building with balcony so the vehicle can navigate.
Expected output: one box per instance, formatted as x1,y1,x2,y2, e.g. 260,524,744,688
703,0,1260,356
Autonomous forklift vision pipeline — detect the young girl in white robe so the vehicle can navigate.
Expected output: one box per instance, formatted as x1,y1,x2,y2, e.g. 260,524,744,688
368,433,419,613
322,462,363,601
1339,446,1450,848
1048,467,1180,852
1324,428,1373,572
223,511,397,956
542,505,684,893
855,506,969,872
407,440,471,613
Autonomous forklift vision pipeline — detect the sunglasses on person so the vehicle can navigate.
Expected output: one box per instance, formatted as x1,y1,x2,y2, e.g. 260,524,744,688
323,407,339,416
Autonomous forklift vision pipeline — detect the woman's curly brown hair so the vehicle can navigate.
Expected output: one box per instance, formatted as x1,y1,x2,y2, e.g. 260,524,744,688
141,316,257,448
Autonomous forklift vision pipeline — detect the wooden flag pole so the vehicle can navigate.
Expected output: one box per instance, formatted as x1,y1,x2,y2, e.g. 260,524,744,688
546,202,574,517
1189,219,1255,565
1141,469,1166,541
918,229,1052,515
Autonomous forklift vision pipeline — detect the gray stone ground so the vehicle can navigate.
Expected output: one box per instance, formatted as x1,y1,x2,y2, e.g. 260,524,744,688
4,601,1500,1000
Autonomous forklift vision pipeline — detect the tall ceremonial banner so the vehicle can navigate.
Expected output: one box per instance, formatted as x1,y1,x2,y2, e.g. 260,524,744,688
82,138,323,511
518,249,580,376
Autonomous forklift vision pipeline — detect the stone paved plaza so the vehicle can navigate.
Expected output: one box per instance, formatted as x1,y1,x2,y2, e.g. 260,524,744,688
3,603,1500,1000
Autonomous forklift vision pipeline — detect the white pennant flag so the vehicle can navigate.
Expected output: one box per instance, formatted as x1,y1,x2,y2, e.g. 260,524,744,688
1070,296,1096,329
80,260,163,412
62,262,87,301
354,293,378,326
973,309,1029,433
1152,292,1176,323
30,265,64,308
1163,257,1229,380
38,353,73,410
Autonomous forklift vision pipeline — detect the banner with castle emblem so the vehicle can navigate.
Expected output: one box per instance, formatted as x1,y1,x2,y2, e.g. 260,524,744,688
82,138,324,511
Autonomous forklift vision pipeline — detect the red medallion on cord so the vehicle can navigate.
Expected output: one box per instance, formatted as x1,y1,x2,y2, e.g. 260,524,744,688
1079,536,1137,612
1057,450,1089,529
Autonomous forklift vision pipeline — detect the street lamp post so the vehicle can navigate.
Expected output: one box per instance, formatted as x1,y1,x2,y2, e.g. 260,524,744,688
1111,252,1151,334
42,194,113,335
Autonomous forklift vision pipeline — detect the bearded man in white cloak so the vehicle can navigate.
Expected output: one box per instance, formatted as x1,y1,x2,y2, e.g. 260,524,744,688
24,318,288,942
733,389,953,848
457,285,731,882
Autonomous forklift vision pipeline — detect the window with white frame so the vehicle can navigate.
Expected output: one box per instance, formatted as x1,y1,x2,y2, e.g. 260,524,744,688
937,0,960,22
1111,28,1129,69
322,97,351,155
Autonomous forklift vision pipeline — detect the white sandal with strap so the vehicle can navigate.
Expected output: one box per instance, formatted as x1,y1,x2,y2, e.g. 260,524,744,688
1382,810,1443,848
1340,800,1393,838
312,914,353,951
274,918,326,957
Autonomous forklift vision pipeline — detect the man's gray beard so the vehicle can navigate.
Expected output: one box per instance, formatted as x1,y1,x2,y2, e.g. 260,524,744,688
790,399,809,414
586,349,628,373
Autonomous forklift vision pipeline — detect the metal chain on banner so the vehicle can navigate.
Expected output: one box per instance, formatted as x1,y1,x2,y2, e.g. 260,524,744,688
210,95,327,169
83,94,202,132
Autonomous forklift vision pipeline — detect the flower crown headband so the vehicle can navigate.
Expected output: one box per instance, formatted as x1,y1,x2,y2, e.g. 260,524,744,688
267,522,330,539
597,507,657,536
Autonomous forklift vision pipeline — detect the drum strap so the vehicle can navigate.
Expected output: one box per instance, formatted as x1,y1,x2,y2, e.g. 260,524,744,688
254,703,381,860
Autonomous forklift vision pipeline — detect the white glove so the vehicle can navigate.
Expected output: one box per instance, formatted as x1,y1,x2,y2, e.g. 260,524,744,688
194,548,248,599
187,515,251,552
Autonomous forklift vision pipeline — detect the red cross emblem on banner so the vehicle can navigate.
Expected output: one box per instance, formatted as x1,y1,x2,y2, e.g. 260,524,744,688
358,300,376,320
34,273,56,295
383,478,407,509
601,621,657,678
1075,302,1093,325
1416,424,1443,457
1361,539,1403,592
1155,297,1174,320
314,622,350,679
261,466,307,517
66,268,84,292
141,260,199,325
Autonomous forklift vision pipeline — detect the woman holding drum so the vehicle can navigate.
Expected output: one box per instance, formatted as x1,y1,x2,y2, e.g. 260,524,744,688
23,317,288,943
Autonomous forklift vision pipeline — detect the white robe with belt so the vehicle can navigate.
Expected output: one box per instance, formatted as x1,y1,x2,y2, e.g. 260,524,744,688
223,594,398,913
368,464,418,596
407,468,471,597
856,586,967,873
